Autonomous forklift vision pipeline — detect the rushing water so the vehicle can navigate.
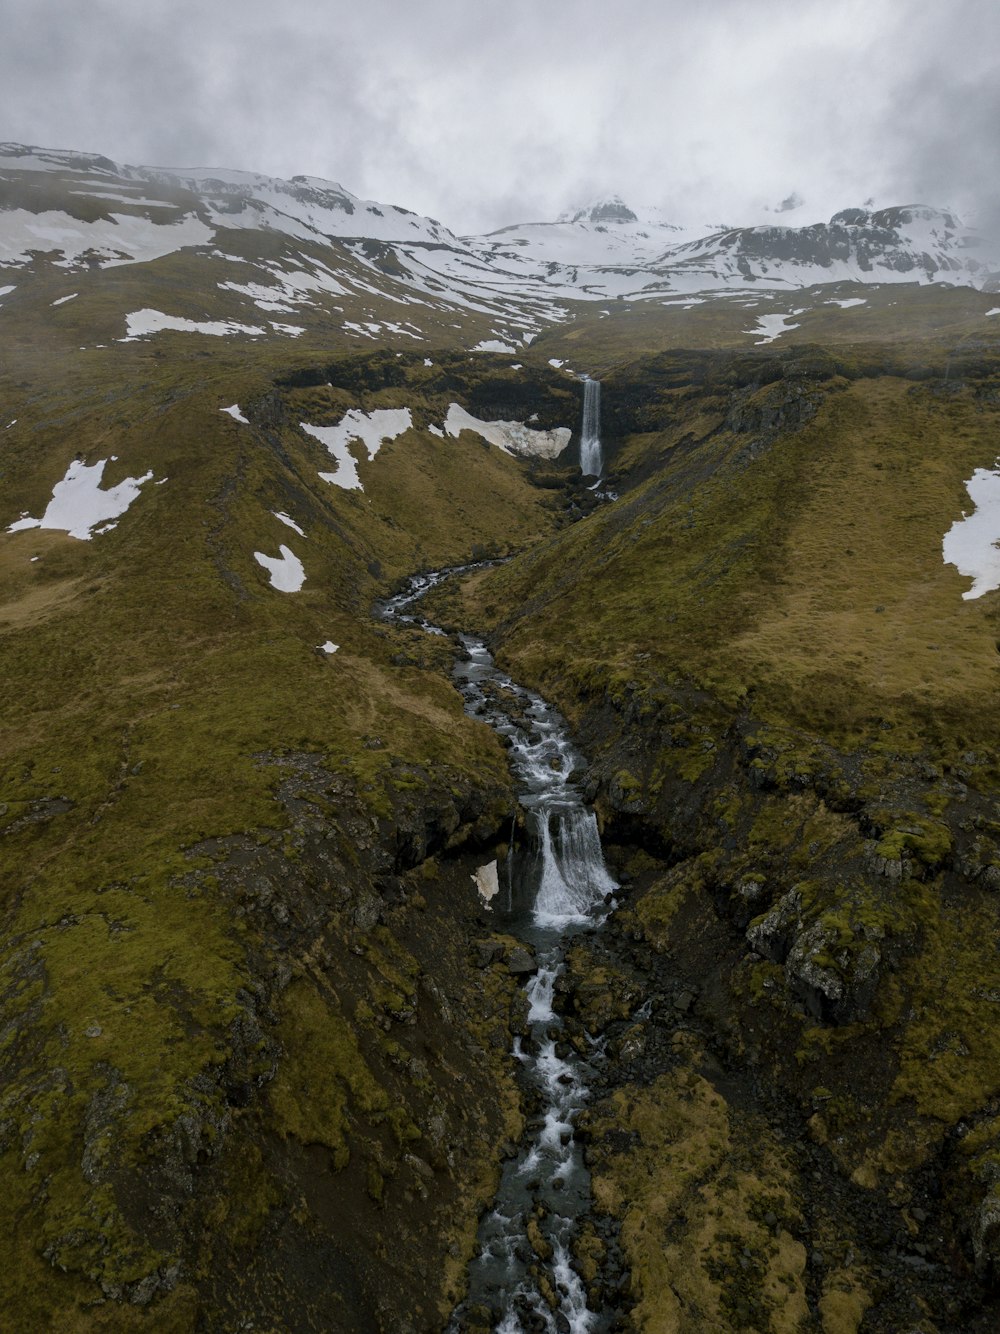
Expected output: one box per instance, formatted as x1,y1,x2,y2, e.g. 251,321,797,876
378,567,618,1333
579,379,602,479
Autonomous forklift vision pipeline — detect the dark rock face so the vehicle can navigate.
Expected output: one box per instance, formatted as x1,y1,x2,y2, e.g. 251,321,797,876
586,200,639,225
707,205,963,279
564,198,639,225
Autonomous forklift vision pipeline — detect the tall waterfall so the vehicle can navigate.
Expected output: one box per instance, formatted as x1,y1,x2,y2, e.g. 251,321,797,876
579,377,602,477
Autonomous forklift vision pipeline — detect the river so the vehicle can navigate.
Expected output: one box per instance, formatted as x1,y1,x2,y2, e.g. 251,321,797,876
379,566,619,1334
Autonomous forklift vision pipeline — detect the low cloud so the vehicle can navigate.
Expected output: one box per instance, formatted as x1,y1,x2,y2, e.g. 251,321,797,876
3,0,999,233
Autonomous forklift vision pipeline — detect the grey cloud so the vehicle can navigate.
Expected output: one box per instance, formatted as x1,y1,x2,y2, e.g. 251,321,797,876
3,0,999,233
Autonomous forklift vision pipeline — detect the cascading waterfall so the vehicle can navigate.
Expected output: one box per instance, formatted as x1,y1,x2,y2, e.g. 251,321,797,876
378,567,620,1333
579,377,602,478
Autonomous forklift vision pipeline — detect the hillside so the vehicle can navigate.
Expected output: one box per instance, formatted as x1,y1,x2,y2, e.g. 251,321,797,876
3,146,1000,1331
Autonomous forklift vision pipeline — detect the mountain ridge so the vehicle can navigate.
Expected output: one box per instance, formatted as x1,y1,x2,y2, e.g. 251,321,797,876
2,142,995,304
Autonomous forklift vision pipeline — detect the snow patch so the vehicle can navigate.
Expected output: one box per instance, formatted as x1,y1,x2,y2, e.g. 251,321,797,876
51,293,78,306
220,404,249,424
473,339,517,354
254,544,305,592
303,408,413,491
986,308,1000,317
6,458,155,540
472,861,500,907
749,311,803,343
319,640,339,654
123,309,266,339
943,466,1000,599
827,297,867,308
273,510,305,536
443,404,570,460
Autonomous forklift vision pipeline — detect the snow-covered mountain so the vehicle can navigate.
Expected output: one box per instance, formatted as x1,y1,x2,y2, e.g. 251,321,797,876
1,143,997,355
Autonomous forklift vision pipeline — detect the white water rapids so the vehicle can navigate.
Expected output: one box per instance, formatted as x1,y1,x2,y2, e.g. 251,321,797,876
379,567,618,1333
579,378,602,479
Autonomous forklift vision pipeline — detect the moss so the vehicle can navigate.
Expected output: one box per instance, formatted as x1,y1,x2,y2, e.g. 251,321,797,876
584,1059,813,1332
268,979,387,1166
874,817,952,870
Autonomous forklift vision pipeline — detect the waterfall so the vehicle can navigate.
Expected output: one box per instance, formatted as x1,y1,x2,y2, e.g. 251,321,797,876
533,808,617,926
579,377,602,477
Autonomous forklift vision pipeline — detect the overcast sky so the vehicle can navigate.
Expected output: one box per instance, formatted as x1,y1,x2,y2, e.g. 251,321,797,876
5,0,999,234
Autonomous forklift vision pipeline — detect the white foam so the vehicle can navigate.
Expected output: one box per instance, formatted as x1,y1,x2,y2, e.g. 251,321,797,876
943,466,1000,599
6,458,154,540
254,544,305,592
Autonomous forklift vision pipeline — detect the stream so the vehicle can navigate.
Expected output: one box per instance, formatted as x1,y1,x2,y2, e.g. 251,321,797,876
379,566,619,1334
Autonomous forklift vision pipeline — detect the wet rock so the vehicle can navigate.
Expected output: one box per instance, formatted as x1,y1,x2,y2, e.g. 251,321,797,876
506,944,537,975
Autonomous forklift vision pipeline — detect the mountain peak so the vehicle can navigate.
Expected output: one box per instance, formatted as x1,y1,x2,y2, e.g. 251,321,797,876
558,196,638,225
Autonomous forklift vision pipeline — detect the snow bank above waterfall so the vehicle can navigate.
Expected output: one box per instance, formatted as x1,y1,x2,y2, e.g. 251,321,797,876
444,404,570,460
